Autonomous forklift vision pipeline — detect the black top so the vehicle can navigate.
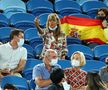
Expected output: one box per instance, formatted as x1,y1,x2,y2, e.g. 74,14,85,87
48,83,64,90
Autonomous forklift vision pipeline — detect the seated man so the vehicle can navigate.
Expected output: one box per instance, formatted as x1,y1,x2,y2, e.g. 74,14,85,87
48,68,64,90
0,29,27,78
99,57,108,88
32,49,61,90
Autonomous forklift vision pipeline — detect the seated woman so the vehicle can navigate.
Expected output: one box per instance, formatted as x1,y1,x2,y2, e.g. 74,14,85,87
64,51,87,90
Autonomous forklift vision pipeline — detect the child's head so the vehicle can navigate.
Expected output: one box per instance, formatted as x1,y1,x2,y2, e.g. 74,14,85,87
50,68,64,84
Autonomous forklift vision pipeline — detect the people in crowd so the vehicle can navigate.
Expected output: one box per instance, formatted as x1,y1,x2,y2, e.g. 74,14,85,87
0,29,27,79
32,49,61,90
99,57,108,88
48,68,64,90
87,71,108,90
4,83,18,90
64,51,87,90
35,13,67,59
96,8,108,28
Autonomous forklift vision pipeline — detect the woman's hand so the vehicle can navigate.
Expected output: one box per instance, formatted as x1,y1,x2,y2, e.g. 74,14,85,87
35,17,40,26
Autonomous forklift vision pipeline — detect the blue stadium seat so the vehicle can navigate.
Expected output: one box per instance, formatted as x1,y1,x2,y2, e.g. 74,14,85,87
81,60,106,72
58,60,71,69
22,58,42,80
34,44,43,59
10,13,35,30
81,1,108,18
69,13,91,18
26,0,53,16
38,13,49,28
67,37,82,45
0,27,12,43
55,0,81,16
0,14,9,27
67,44,93,60
94,45,108,61
24,28,43,48
23,44,35,58
1,75,29,90
29,79,36,90
0,0,26,18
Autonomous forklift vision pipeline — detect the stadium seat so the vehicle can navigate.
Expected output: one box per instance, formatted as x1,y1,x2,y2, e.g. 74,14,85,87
58,60,71,69
0,0,26,18
22,58,42,80
81,60,106,72
1,75,29,90
23,44,35,58
55,0,81,16
69,13,91,18
26,0,53,16
0,27,12,43
38,13,49,28
94,45,108,61
29,79,36,90
67,37,82,45
67,44,93,60
24,28,43,48
81,1,108,18
10,13,35,30
0,14,9,27
34,44,43,59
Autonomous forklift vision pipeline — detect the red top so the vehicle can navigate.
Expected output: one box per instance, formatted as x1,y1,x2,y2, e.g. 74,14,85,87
64,68,87,88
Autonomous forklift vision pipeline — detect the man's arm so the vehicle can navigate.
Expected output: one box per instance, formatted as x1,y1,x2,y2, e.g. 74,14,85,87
35,76,52,88
11,59,26,73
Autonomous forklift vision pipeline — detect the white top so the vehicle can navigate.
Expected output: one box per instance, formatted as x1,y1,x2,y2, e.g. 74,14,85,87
0,42,27,69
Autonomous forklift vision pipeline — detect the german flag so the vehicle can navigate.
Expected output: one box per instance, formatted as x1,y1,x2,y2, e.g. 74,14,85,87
60,16,107,44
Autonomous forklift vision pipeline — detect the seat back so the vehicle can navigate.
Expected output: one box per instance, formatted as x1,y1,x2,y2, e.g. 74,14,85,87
26,0,53,16
1,75,29,90
94,45,108,61
0,14,9,27
10,13,35,30
81,60,106,72
67,44,93,60
81,1,107,18
55,0,81,16
22,58,42,80
0,27,12,43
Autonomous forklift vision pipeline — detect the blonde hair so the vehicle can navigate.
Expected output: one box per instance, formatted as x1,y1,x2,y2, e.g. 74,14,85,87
71,51,86,67
46,13,61,37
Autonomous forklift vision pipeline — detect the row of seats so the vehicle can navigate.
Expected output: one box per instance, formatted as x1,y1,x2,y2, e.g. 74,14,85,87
0,26,108,61
0,0,108,18
22,58,106,80
1,59,105,90
26,44,108,62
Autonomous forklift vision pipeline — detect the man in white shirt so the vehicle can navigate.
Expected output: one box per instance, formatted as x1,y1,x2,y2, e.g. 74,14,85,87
0,29,27,78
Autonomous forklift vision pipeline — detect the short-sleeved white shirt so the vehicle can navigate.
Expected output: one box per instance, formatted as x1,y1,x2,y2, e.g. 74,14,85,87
0,42,27,69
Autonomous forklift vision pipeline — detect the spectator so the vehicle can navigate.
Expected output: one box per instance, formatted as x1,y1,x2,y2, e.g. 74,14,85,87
87,71,107,90
0,29,27,79
48,68,64,90
99,57,108,88
96,8,108,29
32,49,61,90
35,13,67,59
4,83,18,90
64,51,87,90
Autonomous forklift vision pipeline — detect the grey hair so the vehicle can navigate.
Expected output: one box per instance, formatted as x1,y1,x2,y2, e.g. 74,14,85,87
44,49,57,57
